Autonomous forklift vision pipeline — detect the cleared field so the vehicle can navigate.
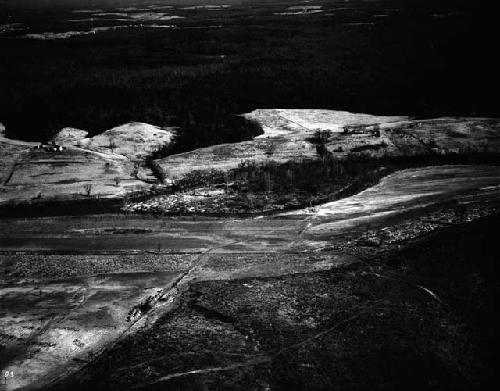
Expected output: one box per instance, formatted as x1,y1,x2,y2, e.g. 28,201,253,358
0,271,182,390
289,165,500,237
0,122,174,205
2,110,499,208
39,214,500,391
1,2,498,389
2,164,499,253
1,164,500,389
155,110,500,179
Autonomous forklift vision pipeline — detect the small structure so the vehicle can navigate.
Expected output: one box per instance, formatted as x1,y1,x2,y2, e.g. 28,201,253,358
407,122,424,129
343,124,381,137
33,140,65,152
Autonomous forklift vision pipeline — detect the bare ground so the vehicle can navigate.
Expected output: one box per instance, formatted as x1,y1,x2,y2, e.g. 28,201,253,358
1,164,499,389
41,213,500,391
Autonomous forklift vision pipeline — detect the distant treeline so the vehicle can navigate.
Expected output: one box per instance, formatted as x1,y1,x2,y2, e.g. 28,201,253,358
1,0,498,153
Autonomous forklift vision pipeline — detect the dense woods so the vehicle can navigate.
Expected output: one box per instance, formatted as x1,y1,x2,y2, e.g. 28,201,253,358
0,0,498,152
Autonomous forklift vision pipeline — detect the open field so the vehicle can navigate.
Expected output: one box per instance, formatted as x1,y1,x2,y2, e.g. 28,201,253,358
2,165,500,253
1,1,500,390
42,214,500,391
155,110,500,178
0,271,182,390
2,109,499,211
1,164,500,389
0,122,174,205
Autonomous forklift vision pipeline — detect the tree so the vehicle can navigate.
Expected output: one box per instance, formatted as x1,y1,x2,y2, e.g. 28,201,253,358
131,162,140,179
265,171,272,192
83,184,92,197
264,139,276,158
109,137,117,152
311,129,331,159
